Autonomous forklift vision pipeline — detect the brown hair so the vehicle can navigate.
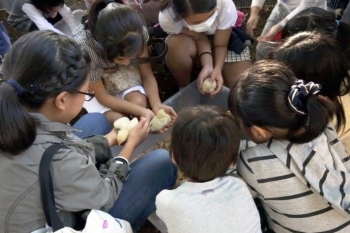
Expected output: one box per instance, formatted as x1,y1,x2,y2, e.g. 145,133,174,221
171,106,241,182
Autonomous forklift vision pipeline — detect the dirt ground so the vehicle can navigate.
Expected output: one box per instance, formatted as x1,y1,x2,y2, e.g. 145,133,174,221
0,1,272,232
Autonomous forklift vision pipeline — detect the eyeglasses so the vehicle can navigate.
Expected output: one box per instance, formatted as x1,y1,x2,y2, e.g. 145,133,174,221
76,89,95,101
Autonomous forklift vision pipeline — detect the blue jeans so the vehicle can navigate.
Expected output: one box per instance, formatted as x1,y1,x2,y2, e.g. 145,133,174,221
73,113,112,138
109,149,178,230
73,113,178,230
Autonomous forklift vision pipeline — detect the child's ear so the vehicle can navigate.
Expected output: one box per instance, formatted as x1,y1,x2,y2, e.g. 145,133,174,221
54,92,69,111
250,125,273,143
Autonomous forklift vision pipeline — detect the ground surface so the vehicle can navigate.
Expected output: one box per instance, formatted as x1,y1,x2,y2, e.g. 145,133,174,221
0,1,271,231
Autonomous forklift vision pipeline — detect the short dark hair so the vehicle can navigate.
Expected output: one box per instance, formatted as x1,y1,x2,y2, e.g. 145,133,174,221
282,7,337,38
160,0,217,21
0,30,91,155
228,60,336,144
31,0,64,14
171,106,241,182
83,0,145,61
268,32,350,131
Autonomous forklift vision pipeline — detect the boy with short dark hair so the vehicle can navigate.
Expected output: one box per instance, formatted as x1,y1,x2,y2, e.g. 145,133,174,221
156,106,261,233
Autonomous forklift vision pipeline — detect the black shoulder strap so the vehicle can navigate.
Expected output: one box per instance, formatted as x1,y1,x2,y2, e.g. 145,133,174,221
39,144,68,232
129,38,168,65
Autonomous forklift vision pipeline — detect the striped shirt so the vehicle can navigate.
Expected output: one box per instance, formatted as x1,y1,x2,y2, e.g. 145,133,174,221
237,126,350,232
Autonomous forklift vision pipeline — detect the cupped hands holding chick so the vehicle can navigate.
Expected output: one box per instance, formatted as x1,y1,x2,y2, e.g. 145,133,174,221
197,64,223,96
113,105,177,145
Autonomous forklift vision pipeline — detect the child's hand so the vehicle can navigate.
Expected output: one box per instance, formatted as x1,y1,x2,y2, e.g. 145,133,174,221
208,68,224,95
126,117,149,148
141,109,155,121
247,14,259,37
197,65,213,94
151,104,177,133
257,24,283,42
152,103,177,119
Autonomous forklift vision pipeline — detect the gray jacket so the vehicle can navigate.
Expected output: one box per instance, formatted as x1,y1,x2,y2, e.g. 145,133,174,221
0,113,125,233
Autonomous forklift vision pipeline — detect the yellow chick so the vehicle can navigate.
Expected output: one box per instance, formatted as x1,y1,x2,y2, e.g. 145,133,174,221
117,129,129,145
113,117,139,145
113,117,130,130
150,109,172,132
202,78,217,94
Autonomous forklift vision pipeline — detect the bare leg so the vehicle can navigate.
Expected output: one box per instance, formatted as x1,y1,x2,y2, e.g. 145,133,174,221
222,60,252,89
165,34,197,87
104,111,126,125
124,91,148,108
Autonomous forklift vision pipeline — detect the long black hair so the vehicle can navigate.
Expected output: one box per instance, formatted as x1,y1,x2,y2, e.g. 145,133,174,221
82,0,145,61
228,60,336,143
282,7,337,39
0,30,91,155
268,32,350,132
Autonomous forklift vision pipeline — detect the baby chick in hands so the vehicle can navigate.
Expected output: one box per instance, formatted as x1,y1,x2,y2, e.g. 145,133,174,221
113,117,139,145
150,109,172,132
202,78,217,94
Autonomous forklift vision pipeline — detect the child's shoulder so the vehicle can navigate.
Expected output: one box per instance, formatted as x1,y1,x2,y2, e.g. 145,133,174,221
239,140,273,159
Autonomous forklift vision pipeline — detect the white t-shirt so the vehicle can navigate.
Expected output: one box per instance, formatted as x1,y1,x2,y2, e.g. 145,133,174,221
158,0,238,35
22,3,77,35
156,176,262,233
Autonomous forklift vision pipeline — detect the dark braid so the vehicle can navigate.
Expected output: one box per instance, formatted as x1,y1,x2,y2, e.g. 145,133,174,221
12,34,91,110
0,30,91,155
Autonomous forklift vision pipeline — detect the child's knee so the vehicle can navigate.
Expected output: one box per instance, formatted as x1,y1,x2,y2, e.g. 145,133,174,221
126,93,148,108
166,34,196,57
104,111,125,124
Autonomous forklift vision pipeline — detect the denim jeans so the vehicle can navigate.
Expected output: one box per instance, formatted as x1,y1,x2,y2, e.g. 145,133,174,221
73,113,112,138
73,113,178,230
109,149,178,230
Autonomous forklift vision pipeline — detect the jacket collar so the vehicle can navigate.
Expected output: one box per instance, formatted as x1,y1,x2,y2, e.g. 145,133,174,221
30,113,80,133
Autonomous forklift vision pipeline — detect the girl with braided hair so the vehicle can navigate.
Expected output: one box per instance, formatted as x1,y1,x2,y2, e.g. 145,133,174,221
73,0,176,126
229,60,350,232
0,30,177,232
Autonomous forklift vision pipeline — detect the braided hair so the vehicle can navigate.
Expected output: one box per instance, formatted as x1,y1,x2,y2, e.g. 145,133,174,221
0,30,91,155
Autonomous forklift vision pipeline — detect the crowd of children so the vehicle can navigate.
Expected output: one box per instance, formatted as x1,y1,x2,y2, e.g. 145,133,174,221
1,0,350,232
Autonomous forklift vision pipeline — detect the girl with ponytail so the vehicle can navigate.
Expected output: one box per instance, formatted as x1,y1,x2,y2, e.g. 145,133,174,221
0,30,177,232
229,60,350,232
73,0,176,126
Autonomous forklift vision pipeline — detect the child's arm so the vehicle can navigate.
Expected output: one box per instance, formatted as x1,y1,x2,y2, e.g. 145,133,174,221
58,4,77,33
236,152,259,198
155,190,176,223
247,0,266,36
211,28,231,92
259,0,324,41
90,80,155,120
138,46,177,118
22,3,65,35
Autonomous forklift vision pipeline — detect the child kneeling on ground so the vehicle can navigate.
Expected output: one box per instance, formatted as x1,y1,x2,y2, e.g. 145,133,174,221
155,106,261,233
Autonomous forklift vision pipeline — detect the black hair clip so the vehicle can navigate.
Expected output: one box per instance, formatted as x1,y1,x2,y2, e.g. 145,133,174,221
30,84,40,94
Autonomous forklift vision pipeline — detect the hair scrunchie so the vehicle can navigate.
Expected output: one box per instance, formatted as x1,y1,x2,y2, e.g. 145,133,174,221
287,80,322,115
7,79,24,95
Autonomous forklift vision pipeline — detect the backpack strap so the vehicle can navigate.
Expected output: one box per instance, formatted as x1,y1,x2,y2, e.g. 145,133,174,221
39,144,68,232
129,38,168,65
